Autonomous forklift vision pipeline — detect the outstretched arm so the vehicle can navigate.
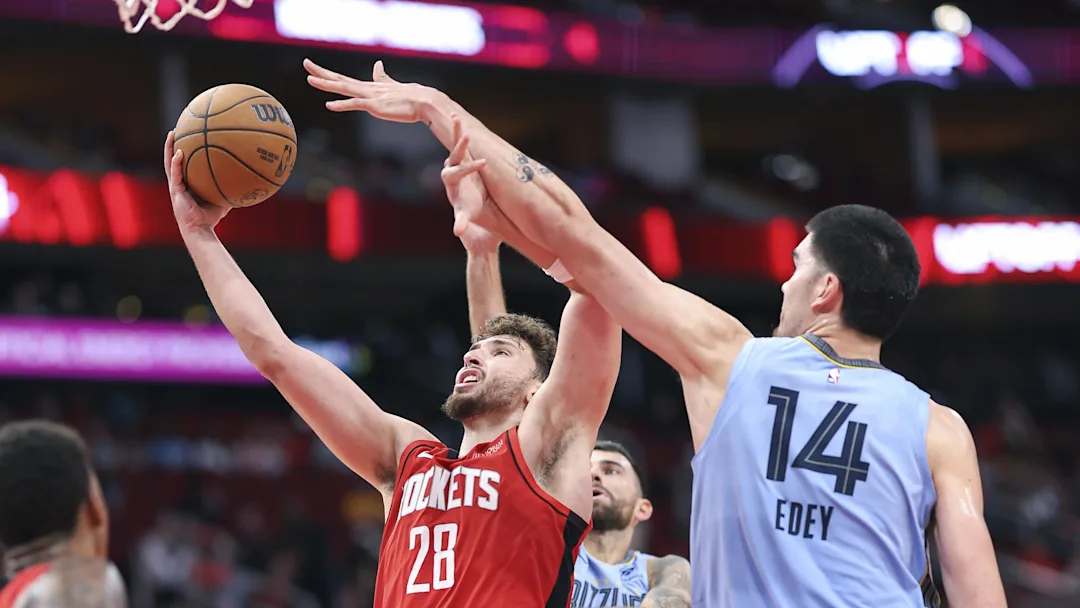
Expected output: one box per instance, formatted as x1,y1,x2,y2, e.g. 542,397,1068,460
447,147,508,335
927,403,1006,608
164,133,433,494
464,238,506,336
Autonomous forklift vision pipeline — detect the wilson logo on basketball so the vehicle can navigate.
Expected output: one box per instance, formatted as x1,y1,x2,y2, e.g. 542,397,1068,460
250,104,294,127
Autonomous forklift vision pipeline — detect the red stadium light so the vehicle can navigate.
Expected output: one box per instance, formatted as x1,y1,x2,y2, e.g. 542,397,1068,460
563,22,600,65
327,186,363,262
640,206,681,279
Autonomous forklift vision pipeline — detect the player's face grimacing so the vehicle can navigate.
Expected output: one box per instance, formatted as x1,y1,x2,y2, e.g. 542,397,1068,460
775,233,829,338
590,450,652,532
441,334,542,422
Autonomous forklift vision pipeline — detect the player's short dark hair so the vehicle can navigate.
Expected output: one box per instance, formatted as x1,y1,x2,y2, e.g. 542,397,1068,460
806,205,920,340
594,440,646,494
475,313,557,381
0,420,92,548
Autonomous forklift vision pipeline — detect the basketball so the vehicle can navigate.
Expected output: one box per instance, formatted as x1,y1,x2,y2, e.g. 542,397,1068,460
173,84,297,208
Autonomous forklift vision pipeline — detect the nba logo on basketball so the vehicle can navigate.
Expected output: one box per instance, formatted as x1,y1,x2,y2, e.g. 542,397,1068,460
827,368,840,384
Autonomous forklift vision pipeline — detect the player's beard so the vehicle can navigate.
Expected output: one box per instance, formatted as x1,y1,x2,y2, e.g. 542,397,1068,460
591,497,634,532
441,374,527,422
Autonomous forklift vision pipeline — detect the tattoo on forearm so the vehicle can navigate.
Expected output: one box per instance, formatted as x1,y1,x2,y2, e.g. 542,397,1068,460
643,555,691,608
513,152,552,183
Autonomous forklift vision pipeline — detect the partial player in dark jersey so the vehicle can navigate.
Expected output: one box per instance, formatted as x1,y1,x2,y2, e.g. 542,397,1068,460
164,93,622,605
0,420,127,608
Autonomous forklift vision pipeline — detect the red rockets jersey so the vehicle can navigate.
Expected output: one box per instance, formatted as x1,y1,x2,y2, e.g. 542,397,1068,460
374,427,590,608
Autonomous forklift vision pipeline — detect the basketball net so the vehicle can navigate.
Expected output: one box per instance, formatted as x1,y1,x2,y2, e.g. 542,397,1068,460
113,0,254,33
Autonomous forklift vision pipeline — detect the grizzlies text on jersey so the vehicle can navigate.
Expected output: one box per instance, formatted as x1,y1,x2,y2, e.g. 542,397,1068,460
691,334,939,608
571,548,654,607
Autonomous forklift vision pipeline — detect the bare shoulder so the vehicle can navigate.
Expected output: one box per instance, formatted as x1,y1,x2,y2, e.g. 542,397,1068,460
926,400,978,474
17,558,127,608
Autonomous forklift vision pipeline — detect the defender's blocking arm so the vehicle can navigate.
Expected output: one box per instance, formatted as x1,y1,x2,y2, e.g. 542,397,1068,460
164,132,434,494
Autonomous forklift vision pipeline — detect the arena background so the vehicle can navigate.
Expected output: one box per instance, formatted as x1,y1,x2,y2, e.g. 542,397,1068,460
2,0,1080,605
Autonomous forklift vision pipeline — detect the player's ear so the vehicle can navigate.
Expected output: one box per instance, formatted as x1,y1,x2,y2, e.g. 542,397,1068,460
85,473,110,558
810,272,842,316
86,473,107,527
634,498,654,523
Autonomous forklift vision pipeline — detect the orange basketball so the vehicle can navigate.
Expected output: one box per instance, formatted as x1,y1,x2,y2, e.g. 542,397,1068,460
174,84,297,208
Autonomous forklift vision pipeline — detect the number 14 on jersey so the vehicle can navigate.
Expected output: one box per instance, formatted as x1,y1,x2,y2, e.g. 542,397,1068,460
764,387,870,496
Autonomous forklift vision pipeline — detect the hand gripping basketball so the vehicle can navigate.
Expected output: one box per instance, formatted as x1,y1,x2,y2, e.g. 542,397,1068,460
164,131,229,232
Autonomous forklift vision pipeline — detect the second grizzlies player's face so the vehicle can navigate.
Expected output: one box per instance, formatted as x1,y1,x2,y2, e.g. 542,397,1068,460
590,450,652,532
775,234,842,338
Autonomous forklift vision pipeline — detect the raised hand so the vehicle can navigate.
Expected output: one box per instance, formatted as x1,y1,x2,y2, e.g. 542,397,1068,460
164,131,229,232
441,113,491,242
305,59,432,123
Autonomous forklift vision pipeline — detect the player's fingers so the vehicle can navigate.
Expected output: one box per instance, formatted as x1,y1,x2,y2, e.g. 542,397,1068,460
448,132,469,167
453,213,469,238
163,131,174,175
373,60,398,84
169,149,185,193
325,98,373,113
306,75,365,98
303,59,351,83
451,112,463,146
440,165,460,185
457,159,486,177
441,159,486,184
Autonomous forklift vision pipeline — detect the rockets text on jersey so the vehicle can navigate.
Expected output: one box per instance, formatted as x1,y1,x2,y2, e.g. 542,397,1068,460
374,427,590,608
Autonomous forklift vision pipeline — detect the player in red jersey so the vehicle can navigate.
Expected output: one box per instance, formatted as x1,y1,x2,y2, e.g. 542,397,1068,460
455,195,693,608
165,93,622,605
0,420,127,607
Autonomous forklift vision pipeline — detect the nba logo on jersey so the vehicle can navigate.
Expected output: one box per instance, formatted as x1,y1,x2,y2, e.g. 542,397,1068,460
827,368,840,384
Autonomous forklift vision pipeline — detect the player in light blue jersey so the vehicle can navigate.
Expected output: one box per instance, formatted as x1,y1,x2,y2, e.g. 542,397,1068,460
572,441,690,607
320,66,1006,608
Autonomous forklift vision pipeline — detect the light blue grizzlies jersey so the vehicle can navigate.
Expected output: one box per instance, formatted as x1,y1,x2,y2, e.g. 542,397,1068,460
571,547,654,607
692,334,939,608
